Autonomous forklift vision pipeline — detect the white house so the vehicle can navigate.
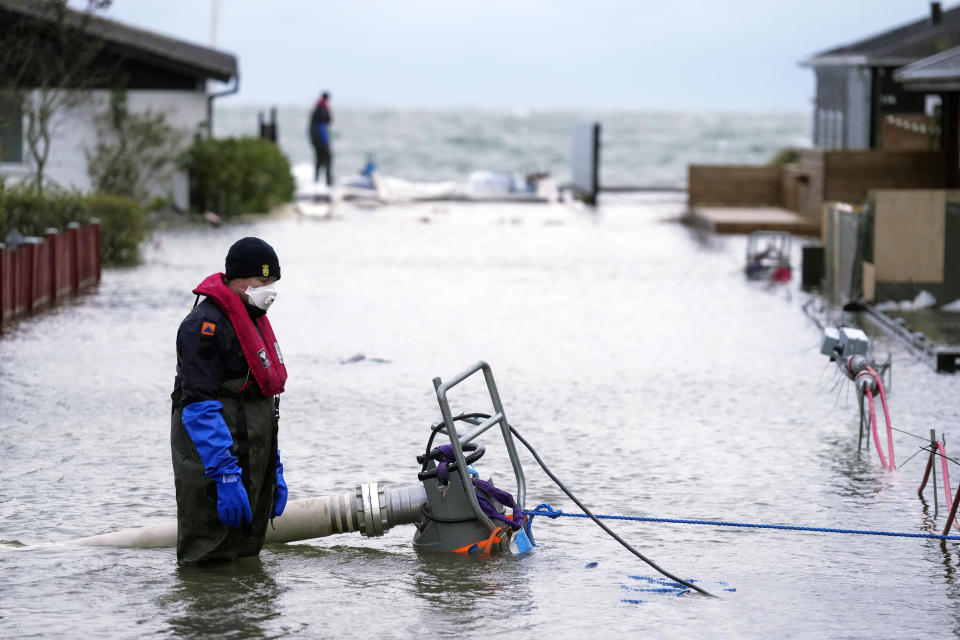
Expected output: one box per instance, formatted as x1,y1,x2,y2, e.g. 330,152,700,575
0,0,238,209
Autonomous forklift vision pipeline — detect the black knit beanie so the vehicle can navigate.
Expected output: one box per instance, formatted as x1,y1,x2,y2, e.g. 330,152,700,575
225,237,281,280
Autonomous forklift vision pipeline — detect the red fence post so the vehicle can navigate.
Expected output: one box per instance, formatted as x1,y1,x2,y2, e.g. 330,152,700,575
22,240,36,314
45,228,59,304
12,243,28,318
29,237,51,313
0,242,6,328
75,223,98,291
67,222,80,295
0,223,104,328
55,231,69,300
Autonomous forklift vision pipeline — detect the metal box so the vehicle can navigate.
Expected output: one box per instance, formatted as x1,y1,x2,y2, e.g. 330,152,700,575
839,327,869,356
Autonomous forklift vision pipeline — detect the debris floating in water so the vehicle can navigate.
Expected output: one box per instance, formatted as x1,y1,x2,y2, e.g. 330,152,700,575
339,353,391,365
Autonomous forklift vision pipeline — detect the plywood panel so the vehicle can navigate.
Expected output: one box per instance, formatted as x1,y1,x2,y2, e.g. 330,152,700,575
873,190,945,283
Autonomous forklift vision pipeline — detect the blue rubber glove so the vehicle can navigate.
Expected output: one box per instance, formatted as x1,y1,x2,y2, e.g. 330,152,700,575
215,473,252,528
182,400,252,528
272,453,288,518
182,400,241,476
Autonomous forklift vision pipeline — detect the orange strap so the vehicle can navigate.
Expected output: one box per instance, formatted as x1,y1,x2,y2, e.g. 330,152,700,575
450,526,506,554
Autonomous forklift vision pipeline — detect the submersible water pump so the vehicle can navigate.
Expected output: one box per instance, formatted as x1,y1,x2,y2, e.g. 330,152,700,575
412,361,529,554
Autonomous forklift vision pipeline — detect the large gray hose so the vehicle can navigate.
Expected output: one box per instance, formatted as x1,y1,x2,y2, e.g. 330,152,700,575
69,482,426,549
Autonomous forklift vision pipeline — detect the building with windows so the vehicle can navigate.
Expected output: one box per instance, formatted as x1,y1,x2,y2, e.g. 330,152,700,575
802,2,959,152
0,0,237,209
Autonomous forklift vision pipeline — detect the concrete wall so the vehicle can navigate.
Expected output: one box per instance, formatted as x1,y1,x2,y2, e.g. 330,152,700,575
3,89,204,209
687,165,782,207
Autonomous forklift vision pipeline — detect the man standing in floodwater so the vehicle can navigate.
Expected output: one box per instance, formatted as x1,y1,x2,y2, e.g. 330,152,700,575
170,237,289,564
309,91,333,185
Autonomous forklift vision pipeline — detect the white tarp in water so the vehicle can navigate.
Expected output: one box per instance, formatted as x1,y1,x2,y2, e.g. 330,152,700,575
292,163,556,203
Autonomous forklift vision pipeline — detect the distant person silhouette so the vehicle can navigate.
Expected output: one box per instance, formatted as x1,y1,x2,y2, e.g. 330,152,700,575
308,91,333,186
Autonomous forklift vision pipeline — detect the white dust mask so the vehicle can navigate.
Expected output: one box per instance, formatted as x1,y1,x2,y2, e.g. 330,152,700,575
245,282,279,311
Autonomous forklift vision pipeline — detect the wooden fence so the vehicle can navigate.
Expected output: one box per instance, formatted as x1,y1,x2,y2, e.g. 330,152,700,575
688,165,783,207
0,222,101,328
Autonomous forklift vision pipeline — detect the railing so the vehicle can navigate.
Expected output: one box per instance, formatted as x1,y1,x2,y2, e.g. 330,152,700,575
431,361,527,531
0,221,101,328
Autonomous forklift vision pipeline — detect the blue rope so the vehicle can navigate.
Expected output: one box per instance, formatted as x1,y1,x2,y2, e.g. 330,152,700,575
524,503,960,541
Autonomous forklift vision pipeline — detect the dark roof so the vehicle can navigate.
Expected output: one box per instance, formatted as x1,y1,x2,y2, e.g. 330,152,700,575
894,45,960,89
802,4,960,67
0,0,236,82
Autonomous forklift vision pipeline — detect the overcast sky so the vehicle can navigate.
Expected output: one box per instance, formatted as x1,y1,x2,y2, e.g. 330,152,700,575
91,1,946,111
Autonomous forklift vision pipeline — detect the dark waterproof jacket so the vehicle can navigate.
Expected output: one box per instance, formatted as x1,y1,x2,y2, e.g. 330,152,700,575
171,297,279,564
309,102,331,146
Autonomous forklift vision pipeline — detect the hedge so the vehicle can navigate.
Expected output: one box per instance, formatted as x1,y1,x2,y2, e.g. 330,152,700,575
0,185,145,266
183,137,295,215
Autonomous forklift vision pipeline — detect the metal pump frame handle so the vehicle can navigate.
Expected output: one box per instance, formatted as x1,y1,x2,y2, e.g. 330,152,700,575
432,361,526,532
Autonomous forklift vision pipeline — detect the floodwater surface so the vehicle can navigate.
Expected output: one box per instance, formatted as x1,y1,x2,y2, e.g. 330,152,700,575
1,194,959,638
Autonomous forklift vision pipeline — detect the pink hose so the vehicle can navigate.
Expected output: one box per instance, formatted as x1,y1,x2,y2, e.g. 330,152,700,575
865,388,889,470
865,366,895,470
936,442,960,531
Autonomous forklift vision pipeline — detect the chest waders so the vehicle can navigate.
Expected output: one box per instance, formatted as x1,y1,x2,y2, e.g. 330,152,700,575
171,375,279,564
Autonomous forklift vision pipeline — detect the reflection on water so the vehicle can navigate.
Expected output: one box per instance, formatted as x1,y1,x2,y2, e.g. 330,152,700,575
1,194,959,638
411,552,534,623
163,558,283,640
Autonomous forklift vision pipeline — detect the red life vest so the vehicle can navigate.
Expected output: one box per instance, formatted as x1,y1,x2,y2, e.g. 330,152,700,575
193,273,287,396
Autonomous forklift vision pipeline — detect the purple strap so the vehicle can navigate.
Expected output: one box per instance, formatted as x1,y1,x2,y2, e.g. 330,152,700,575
435,444,456,483
473,478,525,530
431,445,525,531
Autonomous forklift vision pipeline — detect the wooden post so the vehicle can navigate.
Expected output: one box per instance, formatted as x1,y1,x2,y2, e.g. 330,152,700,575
22,240,36,313
67,222,80,295
0,242,5,328
45,228,58,304
11,244,25,319
34,237,51,312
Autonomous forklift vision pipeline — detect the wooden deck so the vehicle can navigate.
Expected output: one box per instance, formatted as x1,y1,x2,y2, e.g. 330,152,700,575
688,206,821,236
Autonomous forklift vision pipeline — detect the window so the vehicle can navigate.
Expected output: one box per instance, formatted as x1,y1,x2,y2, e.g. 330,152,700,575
0,92,23,164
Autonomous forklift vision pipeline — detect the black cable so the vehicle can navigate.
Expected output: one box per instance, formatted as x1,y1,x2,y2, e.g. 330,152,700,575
897,446,930,469
934,449,960,468
905,442,960,468
421,413,498,474
507,424,717,598
890,426,930,442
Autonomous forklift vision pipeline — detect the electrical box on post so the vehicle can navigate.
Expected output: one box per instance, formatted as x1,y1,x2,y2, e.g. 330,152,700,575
839,327,869,356
821,327,840,356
